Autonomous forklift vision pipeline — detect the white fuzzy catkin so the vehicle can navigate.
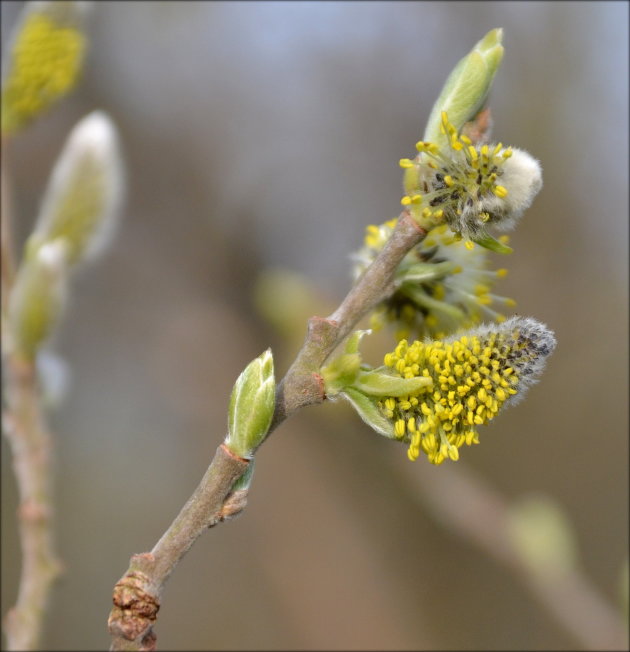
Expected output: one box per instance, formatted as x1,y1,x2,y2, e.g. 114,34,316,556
481,147,543,231
28,110,124,266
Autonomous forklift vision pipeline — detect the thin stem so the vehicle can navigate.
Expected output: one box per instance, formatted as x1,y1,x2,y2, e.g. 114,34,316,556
107,210,427,651
2,134,63,651
2,356,63,651
107,444,249,651
267,211,426,430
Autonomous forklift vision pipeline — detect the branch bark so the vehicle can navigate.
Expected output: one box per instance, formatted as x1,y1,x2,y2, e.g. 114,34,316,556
2,356,64,651
107,210,427,650
268,211,426,429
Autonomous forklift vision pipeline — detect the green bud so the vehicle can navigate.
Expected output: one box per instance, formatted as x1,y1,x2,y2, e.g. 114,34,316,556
8,239,69,360
224,349,275,459
25,110,124,267
339,388,395,439
423,28,504,147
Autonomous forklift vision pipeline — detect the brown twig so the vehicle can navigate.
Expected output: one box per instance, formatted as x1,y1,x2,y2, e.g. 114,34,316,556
107,211,427,650
2,356,64,651
268,210,426,429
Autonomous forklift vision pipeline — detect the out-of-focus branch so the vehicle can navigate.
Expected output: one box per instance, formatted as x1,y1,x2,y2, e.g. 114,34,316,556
403,460,628,650
2,134,63,652
107,211,427,651
2,356,63,651
2,106,124,649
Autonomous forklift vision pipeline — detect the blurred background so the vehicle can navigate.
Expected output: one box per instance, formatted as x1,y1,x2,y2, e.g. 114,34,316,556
1,1,628,650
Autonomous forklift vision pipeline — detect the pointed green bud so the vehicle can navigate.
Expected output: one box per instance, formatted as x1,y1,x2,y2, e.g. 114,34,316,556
24,110,125,267
2,1,90,134
423,28,504,148
224,349,275,459
339,388,395,439
352,368,432,397
8,239,69,360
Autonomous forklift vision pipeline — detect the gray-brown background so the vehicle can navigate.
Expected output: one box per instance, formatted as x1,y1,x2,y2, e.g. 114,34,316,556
2,1,628,649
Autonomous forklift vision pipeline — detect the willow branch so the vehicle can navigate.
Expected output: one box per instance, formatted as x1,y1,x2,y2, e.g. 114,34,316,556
2,135,64,651
107,210,427,651
2,356,64,651
268,210,426,429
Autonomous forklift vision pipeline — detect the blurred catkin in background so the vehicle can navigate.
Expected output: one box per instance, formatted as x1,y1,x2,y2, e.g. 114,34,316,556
2,2,628,649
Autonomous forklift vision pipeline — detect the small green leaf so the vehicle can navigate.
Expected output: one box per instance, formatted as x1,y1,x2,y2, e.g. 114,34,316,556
353,369,432,397
471,233,513,254
340,388,395,439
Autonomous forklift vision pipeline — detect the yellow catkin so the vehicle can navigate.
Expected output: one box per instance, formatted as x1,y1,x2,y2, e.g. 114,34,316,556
375,318,555,465
2,10,86,133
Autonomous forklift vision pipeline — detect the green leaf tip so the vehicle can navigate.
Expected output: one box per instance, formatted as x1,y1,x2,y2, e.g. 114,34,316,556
340,388,396,439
